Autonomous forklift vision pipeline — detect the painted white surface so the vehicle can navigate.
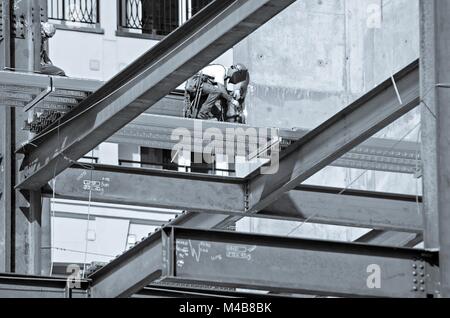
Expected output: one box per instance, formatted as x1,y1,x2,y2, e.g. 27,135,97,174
51,199,180,264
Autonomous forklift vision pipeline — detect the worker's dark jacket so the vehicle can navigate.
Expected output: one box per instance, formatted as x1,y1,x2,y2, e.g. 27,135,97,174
185,76,234,120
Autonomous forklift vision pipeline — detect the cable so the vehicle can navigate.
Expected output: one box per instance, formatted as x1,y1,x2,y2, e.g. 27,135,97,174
414,126,422,217
287,121,422,237
42,247,116,258
82,151,95,279
49,118,63,276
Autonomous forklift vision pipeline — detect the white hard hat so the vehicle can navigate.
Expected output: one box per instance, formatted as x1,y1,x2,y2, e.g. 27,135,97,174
41,22,56,38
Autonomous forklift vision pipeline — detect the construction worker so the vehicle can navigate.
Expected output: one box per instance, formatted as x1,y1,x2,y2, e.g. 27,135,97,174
184,63,249,123
40,22,66,76
225,63,250,123
184,72,239,121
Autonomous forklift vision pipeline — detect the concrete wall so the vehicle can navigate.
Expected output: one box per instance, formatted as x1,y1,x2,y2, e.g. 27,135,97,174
236,0,419,130
234,0,421,238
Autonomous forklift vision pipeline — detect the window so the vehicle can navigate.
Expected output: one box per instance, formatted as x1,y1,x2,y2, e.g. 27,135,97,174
47,0,100,26
118,0,213,38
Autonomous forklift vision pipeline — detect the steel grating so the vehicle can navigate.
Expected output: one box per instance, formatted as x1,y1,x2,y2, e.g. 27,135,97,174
0,72,421,174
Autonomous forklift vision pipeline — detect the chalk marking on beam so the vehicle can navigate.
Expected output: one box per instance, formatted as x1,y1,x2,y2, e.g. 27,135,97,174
391,75,403,105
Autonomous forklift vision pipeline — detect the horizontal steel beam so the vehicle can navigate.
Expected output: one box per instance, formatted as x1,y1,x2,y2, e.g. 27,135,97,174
0,71,102,109
89,226,438,298
47,164,246,214
161,227,437,298
111,114,421,175
17,0,296,191
47,165,423,232
0,273,89,298
247,59,420,213
263,185,423,233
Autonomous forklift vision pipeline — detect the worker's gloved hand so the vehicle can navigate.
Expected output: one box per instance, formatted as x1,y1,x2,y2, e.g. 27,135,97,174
233,90,242,101
231,99,240,108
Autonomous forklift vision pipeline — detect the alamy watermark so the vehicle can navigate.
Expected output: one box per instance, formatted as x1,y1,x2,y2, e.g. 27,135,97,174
171,121,280,175
367,264,382,289
66,264,82,289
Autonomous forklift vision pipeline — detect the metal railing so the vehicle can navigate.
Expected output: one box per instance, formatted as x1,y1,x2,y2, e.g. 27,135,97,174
48,0,100,25
119,159,236,174
118,0,213,37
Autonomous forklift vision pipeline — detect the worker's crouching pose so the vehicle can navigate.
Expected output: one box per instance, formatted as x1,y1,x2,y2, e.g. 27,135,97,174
40,22,66,76
184,64,250,124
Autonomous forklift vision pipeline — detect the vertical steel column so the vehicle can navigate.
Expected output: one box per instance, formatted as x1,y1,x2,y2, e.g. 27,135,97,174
0,0,12,273
420,0,450,297
9,0,46,275
40,197,51,276
0,107,12,273
0,0,11,68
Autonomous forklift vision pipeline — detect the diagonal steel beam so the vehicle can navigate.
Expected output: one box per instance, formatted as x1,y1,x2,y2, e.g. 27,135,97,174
247,59,420,213
89,230,164,298
16,0,297,191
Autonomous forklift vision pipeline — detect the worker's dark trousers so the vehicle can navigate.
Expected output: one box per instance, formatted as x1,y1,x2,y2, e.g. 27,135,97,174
197,93,223,120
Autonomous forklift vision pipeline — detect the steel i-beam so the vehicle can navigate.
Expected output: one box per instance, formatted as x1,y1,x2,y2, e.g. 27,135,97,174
89,226,438,298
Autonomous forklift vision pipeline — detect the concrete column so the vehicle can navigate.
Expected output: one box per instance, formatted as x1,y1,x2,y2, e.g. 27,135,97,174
420,0,450,297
